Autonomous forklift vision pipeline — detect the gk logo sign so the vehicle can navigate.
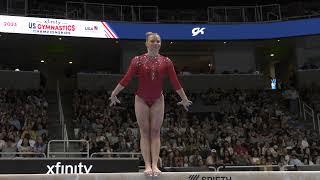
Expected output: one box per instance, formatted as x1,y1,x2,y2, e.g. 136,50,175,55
192,27,206,36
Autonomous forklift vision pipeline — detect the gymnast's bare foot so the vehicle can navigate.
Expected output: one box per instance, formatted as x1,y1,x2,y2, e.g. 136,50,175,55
152,167,161,177
144,167,153,176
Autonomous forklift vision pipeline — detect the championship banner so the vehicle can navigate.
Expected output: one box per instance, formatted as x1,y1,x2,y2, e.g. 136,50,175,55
0,15,118,39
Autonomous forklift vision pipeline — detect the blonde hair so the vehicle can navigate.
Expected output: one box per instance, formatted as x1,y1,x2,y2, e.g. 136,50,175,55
146,32,160,42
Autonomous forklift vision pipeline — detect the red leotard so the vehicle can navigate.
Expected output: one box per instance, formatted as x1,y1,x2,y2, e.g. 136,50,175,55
119,53,182,107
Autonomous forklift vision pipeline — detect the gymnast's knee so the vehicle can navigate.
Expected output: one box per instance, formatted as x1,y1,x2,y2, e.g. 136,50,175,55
150,128,160,138
139,127,150,138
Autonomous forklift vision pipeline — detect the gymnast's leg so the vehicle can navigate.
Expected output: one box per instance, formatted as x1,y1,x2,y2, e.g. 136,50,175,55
149,94,164,176
135,95,152,176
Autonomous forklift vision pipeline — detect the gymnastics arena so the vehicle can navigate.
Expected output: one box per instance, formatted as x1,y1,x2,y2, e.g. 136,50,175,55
0,0,320,179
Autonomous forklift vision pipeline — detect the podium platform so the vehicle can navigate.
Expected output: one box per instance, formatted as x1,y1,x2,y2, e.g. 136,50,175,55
0,172,319,180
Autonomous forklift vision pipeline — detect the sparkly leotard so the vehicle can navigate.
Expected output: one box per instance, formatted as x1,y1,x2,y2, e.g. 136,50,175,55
119,53,182,107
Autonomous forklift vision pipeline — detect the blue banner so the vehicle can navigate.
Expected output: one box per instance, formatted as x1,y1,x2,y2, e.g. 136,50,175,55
108,18,320,40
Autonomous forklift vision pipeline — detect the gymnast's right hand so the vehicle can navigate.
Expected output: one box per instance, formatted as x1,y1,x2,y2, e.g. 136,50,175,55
109,94,120,106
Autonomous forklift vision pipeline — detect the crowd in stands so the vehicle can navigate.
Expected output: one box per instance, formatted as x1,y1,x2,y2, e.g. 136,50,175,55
0,89,48,158
177,65,257,75
299,62,319,70
73,88,320,168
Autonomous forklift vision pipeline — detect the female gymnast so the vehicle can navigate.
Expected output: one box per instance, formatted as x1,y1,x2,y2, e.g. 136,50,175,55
109,32,192,176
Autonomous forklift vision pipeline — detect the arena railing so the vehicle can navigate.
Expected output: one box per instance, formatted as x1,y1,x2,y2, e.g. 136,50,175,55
283,165,320,171
151,165,320,172
298,94,319,134
298,97,303,118
162,166,216,172
318,113,320,133
0,152,46,158
66,2,280,23
63,124,69,152
57,80,70,153
4,0,319,24
216,165,281,171
302,102,316,131
90,152,142,158
65,1,158,22
216,165,320,171
283,14,320,21
57,80,65,140
207,4,281,23
47,140,89,158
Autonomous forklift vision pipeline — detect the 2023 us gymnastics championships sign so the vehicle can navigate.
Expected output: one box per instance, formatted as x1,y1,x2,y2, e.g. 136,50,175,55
1,15,320,40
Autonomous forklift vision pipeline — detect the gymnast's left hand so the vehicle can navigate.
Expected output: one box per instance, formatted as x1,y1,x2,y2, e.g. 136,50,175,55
177,99,192,111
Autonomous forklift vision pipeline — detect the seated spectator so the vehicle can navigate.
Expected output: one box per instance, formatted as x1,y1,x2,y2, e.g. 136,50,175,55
233,140,248,155
17,134,35,152
36,124,47,138
33,136,46,157
206,149,220,166
2,138,17,158
21,125,37,141
189,149,203,166
289,151,304,166
18,137,33,157
250,150,261,165
0,133,6,152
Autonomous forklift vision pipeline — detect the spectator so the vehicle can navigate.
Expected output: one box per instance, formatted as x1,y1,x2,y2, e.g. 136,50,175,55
206,149,220,166
33,136,46,157
289,151,304,166
18,137,33,157
2,138,17,158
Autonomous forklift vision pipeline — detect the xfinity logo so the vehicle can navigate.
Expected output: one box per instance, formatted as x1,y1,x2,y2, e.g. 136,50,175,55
188,175,232,180
192,27,206,36
46,162,93,174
